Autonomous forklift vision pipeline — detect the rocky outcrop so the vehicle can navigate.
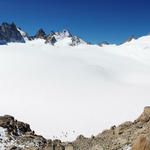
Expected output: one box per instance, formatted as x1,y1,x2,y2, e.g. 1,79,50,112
0,22,25,44
97,41,109,47
131,131,150,150
135,106,150,123
45,29,72,45
54,29,72,41
0,115,33,136
70,36,86,46
1,107,150,150
0,115,74,150
0,22,87,46
131,107,150,150
45,31,57,45
71,106,150,150
121,35,135,44
45,30,86,46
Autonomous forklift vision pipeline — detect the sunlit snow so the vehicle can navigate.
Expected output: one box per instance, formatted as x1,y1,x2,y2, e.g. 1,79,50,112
0,36,150,141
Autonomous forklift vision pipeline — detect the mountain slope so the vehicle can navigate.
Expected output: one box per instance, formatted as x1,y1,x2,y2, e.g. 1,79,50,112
0,33,150,141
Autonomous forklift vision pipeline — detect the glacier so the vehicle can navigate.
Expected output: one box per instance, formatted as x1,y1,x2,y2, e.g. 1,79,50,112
0,32,150,141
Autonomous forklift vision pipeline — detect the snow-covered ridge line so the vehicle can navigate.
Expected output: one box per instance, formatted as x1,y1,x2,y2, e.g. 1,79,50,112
0,22,87,47
1,22,149,47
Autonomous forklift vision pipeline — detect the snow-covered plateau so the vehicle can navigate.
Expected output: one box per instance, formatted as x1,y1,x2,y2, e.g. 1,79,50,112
0,28,150,141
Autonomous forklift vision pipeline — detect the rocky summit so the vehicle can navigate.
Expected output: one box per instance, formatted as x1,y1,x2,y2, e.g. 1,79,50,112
0,22,114,47
0,22,87,46
0,22,141,47
35,29,47,39
0,22,25,44
1,107,150,150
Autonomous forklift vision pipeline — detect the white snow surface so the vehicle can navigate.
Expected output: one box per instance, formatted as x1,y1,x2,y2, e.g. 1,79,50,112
0,36,150,141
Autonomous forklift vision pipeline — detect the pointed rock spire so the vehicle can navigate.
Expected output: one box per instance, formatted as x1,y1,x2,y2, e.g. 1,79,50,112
35,28,47,39
121,35,135,44
0,22,25,44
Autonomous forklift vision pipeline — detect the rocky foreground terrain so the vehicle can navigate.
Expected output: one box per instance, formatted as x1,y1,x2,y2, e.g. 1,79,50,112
0,107,150,150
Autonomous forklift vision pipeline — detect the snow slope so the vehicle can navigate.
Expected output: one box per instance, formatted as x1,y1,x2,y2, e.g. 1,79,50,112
0,36,150,141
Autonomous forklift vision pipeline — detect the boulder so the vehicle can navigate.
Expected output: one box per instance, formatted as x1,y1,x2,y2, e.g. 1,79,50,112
115,121,133,135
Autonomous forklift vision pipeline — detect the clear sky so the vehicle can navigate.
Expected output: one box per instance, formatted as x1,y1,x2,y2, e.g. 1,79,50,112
0,0,150,44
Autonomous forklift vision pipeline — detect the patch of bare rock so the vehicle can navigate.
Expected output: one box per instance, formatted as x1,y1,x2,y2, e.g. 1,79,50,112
1,107,150,150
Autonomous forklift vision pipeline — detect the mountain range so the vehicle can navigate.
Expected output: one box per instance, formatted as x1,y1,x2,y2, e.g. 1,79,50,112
0,22,87,46
0,22,139,46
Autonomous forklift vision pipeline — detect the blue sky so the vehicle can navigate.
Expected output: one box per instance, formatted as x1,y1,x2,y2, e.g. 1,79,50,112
0,0,150,44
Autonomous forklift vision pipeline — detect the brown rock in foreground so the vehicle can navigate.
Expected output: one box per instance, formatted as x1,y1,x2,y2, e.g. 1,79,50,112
1,106,150,150
131,131,150,150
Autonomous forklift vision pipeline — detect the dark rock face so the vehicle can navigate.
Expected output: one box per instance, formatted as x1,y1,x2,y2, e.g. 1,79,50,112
0,115,74,150
35,28,47,39
0,115,32,136
0,22,25,44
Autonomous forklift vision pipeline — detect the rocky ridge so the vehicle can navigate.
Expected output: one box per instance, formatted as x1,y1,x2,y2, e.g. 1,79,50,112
0,22,144,47
0,22,86,46
97,41,109,47
1,107,150,150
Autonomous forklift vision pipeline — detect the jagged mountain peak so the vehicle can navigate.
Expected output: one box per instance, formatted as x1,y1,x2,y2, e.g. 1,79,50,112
121,34,135,44
49,30,55,36
35,28,47,39
44,29,86,46
54,29,72,41
0,22,25,44
1,22,16,32
56,29,72,37
0,22,87,46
